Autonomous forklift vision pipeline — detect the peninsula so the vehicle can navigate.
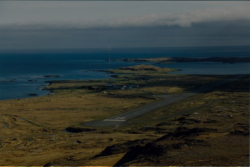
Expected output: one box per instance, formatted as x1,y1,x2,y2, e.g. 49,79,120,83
0,64,248,166
115,56,250,64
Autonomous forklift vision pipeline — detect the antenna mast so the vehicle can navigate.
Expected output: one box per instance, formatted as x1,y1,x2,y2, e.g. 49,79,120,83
109,45,111,73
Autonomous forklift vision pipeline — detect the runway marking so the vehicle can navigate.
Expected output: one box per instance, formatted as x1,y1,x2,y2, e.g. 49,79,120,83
103,117,126,122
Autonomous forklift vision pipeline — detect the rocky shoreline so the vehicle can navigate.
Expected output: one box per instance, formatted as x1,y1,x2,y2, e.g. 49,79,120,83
114,56,250,64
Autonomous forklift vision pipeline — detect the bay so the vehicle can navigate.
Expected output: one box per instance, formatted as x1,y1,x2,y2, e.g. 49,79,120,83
0,46,249,100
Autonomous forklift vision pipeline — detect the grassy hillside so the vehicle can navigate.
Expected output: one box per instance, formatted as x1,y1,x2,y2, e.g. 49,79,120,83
0,64,248,166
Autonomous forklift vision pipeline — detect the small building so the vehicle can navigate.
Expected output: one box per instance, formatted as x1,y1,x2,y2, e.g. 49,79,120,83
105,83,115,87
121,85,127,90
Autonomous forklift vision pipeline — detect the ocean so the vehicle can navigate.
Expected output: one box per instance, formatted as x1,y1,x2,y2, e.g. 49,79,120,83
0,46,249,100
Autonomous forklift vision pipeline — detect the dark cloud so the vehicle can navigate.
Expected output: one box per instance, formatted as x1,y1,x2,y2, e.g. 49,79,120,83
0,20,249,50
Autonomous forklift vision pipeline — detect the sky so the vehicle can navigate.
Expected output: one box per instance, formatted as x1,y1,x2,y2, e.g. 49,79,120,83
0,1,250,50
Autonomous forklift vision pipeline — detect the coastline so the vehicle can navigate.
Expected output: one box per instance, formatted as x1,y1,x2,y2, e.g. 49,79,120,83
114,56,250,64
0,70,248,165
0,56,249,165
1,54,250,101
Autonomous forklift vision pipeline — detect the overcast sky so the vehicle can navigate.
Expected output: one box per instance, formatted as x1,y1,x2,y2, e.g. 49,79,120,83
0,1,250,50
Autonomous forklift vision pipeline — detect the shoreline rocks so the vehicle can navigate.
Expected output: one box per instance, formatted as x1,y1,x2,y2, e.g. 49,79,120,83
44,75,60,78
114,56,250,64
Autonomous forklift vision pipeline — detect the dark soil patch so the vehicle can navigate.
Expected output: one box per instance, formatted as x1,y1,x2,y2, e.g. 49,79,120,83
115,137,209,165
64,127,96,133
230,130,249,136
93,139,152,159
176,116,201,124
156,122,173,126
156,127,217,141
229,123,249,136
204,119,219,123
107,93,156,100
115,142,167,165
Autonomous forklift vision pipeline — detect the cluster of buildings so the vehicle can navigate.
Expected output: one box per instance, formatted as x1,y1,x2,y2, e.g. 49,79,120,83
105,83,139,90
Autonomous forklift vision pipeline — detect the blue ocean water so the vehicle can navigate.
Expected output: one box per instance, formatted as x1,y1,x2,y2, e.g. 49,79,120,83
0,46,249,100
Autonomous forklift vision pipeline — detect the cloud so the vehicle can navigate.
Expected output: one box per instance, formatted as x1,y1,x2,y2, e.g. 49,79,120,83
0,5,249,49
96,7,250,28
0,6,249,30
1,21,249,50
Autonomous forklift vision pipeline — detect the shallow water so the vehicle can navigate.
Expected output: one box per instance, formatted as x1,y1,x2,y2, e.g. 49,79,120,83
0,46,249,100
158,62,250,75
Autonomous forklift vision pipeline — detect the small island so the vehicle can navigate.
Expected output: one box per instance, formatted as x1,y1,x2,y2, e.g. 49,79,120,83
109,64,179,73
44,75,61,78
0,79,17,83
26,93,38,96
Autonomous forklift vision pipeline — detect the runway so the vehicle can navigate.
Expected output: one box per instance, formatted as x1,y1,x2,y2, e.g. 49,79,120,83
83,75,245,127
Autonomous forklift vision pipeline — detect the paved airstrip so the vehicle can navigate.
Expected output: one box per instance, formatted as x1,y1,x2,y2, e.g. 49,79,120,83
83,75,245,127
